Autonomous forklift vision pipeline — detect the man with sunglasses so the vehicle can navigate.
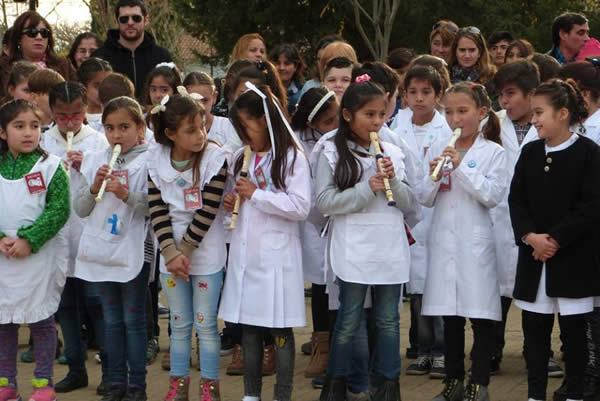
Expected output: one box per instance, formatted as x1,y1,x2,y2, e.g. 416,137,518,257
92,0,172,100
548,12,590,65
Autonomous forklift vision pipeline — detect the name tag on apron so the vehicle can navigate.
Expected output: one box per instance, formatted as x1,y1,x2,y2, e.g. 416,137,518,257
439,169,452,192
25,172,46,194
184,187,202,210
255,167,267,190
112,170,129,188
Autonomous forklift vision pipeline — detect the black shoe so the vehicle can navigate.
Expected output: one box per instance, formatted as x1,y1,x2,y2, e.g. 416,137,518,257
122,386,147,401
100,386,126,401
490,357,500,376
97,380,108,396
55,372,88,393
305,287,313,297
372,378,400,401
319,377,346,401
406,347,418,360
220,332,235,356
312,375,326,389
552,380,567,401
301,340,312,355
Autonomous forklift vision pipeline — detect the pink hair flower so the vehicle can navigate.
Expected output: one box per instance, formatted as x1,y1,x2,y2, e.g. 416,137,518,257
355,74,371,84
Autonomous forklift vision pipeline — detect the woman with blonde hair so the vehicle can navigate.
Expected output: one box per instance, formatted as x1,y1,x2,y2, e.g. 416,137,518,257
230,33,267,64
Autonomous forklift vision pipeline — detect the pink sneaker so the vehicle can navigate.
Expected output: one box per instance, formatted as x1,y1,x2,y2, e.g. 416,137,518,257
0,378,21,401
28,379,55,401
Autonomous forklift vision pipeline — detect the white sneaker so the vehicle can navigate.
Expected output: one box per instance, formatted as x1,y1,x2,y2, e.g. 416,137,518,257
95,352,101,364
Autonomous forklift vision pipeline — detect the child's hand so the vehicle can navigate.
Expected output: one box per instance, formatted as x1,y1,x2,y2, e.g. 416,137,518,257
0,237,15,256
379,158,395,179
67,151,83,171
105,175,129,201
369,172,387,193
8,238,32,258
429,157,443,181
223,192,236,212
166,254,190,282
235,177,256,200
527,233,559,262
90,165,111,194
441,146,461,169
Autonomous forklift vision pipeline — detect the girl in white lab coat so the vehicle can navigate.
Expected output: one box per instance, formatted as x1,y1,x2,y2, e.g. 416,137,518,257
420,82,507,401
219,83,311,401
291,86,339,378
148,92,228,401
396,66,452,379
40,81,109,392
509,79,600,401
73,96,151,401
316,77,416,401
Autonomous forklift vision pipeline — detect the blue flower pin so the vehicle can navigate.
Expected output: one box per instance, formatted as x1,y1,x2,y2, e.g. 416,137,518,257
177,177,187,187
467,160,477,168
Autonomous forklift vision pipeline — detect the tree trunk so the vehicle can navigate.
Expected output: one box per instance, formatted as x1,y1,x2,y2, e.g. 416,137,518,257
351,0,400,61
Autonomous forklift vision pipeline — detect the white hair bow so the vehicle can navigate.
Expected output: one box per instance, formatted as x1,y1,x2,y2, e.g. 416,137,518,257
155,62,177,70
177,86,204,101
150,94,169,115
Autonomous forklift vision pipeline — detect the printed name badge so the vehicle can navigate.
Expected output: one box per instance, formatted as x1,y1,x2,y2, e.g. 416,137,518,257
255,167,267,190
25,172,46,194
111,170,129,188
439,170,452,192
184,187,202,210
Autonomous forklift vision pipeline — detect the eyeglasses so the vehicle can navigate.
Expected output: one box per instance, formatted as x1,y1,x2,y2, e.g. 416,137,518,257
22,27,50,39
118,15,143,24
586,56,600,67
54,113,85,124
432,22,458,33
458,26,482,35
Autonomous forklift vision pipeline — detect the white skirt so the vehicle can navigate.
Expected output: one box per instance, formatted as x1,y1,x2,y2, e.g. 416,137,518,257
515,265,594,316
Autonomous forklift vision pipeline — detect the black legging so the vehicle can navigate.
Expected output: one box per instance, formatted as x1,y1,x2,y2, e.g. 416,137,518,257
311,284,329,332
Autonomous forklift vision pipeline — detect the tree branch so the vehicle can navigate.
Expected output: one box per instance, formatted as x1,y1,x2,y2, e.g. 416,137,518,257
352,0,378,60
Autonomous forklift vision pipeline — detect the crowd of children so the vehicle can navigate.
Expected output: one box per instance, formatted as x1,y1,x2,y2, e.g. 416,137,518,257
1,2,600,401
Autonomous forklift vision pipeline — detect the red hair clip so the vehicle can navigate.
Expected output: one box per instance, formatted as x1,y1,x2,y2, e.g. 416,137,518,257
355,74,371,83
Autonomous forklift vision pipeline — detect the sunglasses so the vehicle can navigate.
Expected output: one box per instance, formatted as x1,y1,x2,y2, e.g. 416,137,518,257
586,56,600,67
458,26,482,35
22,27,50,39
118,14,143,24
432,22,458,33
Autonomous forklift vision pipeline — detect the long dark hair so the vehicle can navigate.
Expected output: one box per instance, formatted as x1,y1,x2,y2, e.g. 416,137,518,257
0,99,46,160
143,65,183,107
269,44,306,85
151,95,207,186
67,32,103,68
229,84,298,190
230,61,288,115
334,81,386,190
444,82,502,145
9,11,57,64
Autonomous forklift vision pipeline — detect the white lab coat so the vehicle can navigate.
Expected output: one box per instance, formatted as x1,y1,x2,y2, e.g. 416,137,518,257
393,109,453,294
583,109,600,145
419,134,507,321
40,125,108,277
208,116,244,156
218,147,311,328
490,117,538,297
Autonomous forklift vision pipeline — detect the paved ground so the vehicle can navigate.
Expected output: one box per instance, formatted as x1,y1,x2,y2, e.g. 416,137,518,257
14,296,565,401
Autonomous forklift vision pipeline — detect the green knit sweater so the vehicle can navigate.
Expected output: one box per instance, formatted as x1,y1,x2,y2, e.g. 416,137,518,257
0,151,70,253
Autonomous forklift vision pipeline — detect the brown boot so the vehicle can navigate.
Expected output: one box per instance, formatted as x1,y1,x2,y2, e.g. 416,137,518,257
226,344,244,375
164,376,189,401
305,331,329,378
263,344,276,376
161,350,171,371
199,378,220,401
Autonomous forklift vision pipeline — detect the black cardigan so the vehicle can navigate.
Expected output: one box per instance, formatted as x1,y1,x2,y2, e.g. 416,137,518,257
508,136,600,301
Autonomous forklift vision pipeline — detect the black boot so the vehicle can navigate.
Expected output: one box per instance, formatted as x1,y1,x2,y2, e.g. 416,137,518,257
319,377,346,401
55,372,88,393
372,377,401,401
552,380,567,401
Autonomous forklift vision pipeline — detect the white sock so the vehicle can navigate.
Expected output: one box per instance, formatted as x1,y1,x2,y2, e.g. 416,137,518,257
243,396,260,401
566,399,583,401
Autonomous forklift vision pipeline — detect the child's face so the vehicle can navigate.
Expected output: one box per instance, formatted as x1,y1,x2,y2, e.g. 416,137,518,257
343,96,386,146
309,100,339,134
87,71,110,110
8,81,33,103
103,109,144,153
0,110,41,157
498,84,533,124
275,54,297,85
490,40,510,66
456,37,480,69
531,94,568,140
186,84,217,117
166,113,207,156
505,48,522,64
149,75,173,106
52,98,87,135
238,111,268,151
406,79,440,121
323,67,352,102
444,92,486,138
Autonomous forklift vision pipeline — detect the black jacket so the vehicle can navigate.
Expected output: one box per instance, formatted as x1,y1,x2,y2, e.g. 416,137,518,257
508,136,600,301
92,29,172,99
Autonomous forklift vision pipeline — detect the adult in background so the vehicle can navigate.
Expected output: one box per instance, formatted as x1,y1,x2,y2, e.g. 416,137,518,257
68,32,103,69
269,43,306,114
488,31,514,68
0,11,76,98
229,33,267,64
430,20,458,63
548,12,590,64
92,0,172,99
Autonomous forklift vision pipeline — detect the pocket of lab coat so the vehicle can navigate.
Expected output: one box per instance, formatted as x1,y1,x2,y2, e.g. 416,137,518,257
260,230,293,266
471,225,495,263
345,213,404,264
78,227,129,269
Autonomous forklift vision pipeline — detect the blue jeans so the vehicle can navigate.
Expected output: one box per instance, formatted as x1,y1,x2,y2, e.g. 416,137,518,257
160,270,222,379
411,294,444,357
328,280,402,382
97,263,149,389
57,277,106,378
